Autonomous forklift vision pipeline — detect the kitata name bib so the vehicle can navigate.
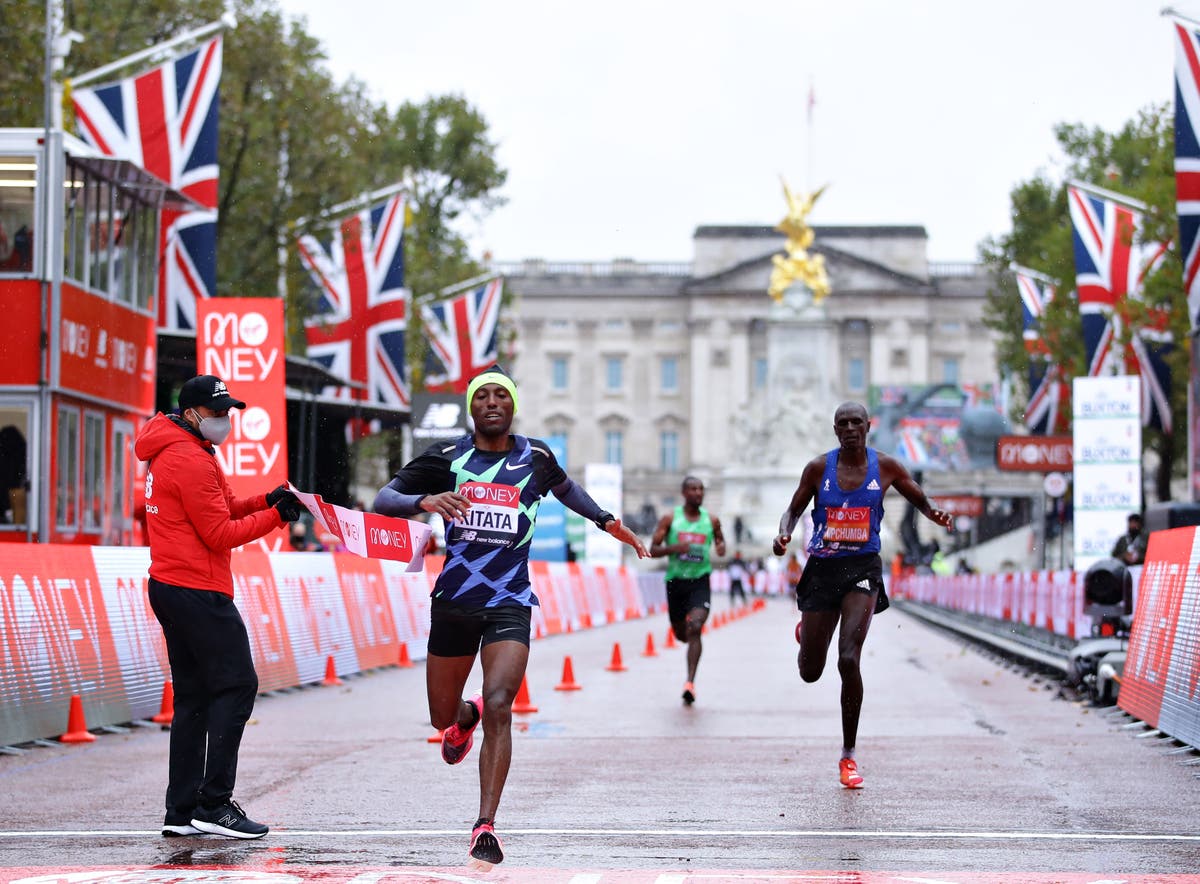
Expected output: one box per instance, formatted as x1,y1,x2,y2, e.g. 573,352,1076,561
455,481,520,545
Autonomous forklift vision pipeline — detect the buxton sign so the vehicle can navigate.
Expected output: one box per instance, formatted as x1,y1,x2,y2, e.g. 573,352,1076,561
996,435,1073,472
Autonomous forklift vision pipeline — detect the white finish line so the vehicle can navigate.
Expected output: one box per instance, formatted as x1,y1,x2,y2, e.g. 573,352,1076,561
1,827,1198,843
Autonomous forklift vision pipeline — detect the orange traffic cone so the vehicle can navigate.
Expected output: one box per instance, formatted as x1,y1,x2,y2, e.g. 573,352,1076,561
60,694,96,743
397,642,414,668
642,632,658,657
512,675,539,714
428,728,445,744
665,628,677,649
605,642,628,672
322,655,342,687
554,655,583,691
151,681,174,725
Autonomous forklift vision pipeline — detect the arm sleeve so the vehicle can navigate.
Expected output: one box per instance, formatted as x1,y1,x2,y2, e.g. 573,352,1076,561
551,476,613,530
373,452,453,516
182,458,284,551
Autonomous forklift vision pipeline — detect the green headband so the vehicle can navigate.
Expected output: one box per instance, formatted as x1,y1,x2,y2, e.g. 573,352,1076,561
466,371,518,414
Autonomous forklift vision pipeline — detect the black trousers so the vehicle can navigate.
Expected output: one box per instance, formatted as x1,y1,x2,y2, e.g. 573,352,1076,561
148,579,259,822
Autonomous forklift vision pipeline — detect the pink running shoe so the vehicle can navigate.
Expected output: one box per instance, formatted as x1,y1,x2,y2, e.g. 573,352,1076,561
440,694,483,765
468,821,504,870
839,757,864,789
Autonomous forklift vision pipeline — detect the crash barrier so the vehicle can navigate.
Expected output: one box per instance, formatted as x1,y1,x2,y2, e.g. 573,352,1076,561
710,567,791,595
0,544,666,749
1116,527,1200,749
894,569,1090,639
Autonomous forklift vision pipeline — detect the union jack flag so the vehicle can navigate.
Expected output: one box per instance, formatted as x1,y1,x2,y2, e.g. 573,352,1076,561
421,277,504,393
1015,268,1068,434
298,192,410,410
1173,18,1200,330
72,37,221,331
1068,184,1173,431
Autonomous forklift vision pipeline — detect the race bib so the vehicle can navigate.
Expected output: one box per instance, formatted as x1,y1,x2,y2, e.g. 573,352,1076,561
455,481,521,546
823,506,870,543
678,530,708,562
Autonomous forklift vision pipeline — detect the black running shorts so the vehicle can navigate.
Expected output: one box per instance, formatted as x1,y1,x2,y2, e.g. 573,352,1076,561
427,599,532,657
795,553,889,614
666,575,712,623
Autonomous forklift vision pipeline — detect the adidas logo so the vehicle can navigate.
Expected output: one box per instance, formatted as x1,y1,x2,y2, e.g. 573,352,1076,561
867,479,880,490
856,579,871,589
823,479,830,491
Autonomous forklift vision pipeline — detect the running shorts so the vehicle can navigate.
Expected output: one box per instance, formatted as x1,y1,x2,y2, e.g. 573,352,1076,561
795,553,889,614
427,599,532,657
666,574,712,623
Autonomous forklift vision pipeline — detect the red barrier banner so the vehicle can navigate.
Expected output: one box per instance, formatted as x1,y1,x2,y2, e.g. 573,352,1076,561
232,548,300,692
1120,528,1192,729
197,298,288,552
333,554,398,671
267,552,358,685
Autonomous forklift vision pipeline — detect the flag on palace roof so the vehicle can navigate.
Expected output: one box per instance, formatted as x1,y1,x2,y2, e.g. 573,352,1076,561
72,37,221,332
1067,184,1172,431
298,190,410,411
421,277,504,394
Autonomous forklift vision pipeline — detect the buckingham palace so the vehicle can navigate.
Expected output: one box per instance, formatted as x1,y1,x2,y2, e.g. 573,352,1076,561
491,223,1001,552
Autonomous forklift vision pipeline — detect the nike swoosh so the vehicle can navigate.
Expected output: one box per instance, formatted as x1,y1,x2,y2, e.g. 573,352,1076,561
503,463,530,471
495,626,521,633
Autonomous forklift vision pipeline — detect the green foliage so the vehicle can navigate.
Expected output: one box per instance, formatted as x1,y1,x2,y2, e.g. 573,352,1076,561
981,102,1186,498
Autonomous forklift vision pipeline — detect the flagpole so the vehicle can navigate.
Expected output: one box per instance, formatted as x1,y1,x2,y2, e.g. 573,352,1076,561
293,180,408,231
1163,7,1200,29
70,14,235,87
1066,178,1148,212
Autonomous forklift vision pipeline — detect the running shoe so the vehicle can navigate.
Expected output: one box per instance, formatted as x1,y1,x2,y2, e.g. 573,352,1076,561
161,822,202,837
839,757,864,789
467,821,504,870
441,694,483,765
682,681,696,705
190,799,269,839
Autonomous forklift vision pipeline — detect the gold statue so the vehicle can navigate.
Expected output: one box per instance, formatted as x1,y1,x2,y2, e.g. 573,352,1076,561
767,177,831,305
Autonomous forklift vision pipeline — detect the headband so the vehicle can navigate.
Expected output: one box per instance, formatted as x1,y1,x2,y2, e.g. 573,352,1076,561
466,371,518,414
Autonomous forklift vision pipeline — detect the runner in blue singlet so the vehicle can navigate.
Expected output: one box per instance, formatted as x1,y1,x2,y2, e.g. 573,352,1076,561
375,366,648,869
772,401,952,790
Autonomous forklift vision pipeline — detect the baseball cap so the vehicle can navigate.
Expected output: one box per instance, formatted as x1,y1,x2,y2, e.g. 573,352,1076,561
178,375,247,411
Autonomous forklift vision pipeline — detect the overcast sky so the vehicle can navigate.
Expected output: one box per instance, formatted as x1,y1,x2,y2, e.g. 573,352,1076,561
276,0,1183,265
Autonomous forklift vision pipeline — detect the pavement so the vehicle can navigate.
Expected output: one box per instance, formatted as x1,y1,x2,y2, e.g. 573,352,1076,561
1,594,1198,882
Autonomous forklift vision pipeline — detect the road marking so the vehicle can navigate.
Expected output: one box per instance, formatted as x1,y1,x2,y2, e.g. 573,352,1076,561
1,827,1198,843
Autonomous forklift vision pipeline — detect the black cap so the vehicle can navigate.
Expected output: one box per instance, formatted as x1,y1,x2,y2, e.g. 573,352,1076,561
178,375,247,411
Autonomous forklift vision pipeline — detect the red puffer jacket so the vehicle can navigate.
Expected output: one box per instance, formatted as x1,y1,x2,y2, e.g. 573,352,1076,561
134,412,284,596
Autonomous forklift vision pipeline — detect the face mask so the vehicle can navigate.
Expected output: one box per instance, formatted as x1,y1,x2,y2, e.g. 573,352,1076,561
190,410,232,445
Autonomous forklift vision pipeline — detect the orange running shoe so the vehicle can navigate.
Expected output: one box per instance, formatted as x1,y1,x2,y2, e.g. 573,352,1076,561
681,681,696,705
441,694,483,765
839,757,864,789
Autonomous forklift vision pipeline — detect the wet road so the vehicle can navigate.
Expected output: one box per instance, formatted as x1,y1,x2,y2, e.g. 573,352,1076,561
1,595,1198,881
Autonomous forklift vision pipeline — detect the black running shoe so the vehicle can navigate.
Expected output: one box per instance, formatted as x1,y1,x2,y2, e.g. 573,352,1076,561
191,800,269,839
682,681,696,705
467,821,504,870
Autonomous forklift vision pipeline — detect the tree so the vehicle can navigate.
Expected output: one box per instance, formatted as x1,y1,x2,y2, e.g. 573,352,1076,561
981,104,1186,501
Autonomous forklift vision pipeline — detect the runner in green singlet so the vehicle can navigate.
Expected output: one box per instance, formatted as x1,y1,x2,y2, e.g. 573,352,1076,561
650,476,726,705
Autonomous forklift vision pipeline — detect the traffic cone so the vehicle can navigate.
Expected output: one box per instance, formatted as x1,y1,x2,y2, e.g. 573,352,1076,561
428,728,445,744
322,655,342,686
642,632,658,657
605,642,628,672
59,694,95,743
665,628,677,649
151,681,174,725
511,675,539,714
554,655,583,691
397,642,414,668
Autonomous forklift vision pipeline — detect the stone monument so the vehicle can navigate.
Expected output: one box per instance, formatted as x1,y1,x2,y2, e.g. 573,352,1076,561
723,179,842,549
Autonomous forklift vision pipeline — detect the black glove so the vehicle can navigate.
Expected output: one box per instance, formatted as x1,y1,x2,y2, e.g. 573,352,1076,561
266,484,296,507
274,497,303,523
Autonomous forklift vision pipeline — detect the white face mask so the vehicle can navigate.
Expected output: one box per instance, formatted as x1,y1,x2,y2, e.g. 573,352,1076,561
189,410,232,445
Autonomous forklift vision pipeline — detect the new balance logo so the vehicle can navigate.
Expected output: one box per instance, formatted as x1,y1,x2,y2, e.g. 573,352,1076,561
867,479,880,490
856,579,871,590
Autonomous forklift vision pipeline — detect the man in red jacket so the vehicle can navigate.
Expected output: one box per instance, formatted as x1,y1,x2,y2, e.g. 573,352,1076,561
134,374,302,840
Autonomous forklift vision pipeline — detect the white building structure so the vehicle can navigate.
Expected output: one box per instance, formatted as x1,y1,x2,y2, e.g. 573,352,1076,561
495,224,1001,555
